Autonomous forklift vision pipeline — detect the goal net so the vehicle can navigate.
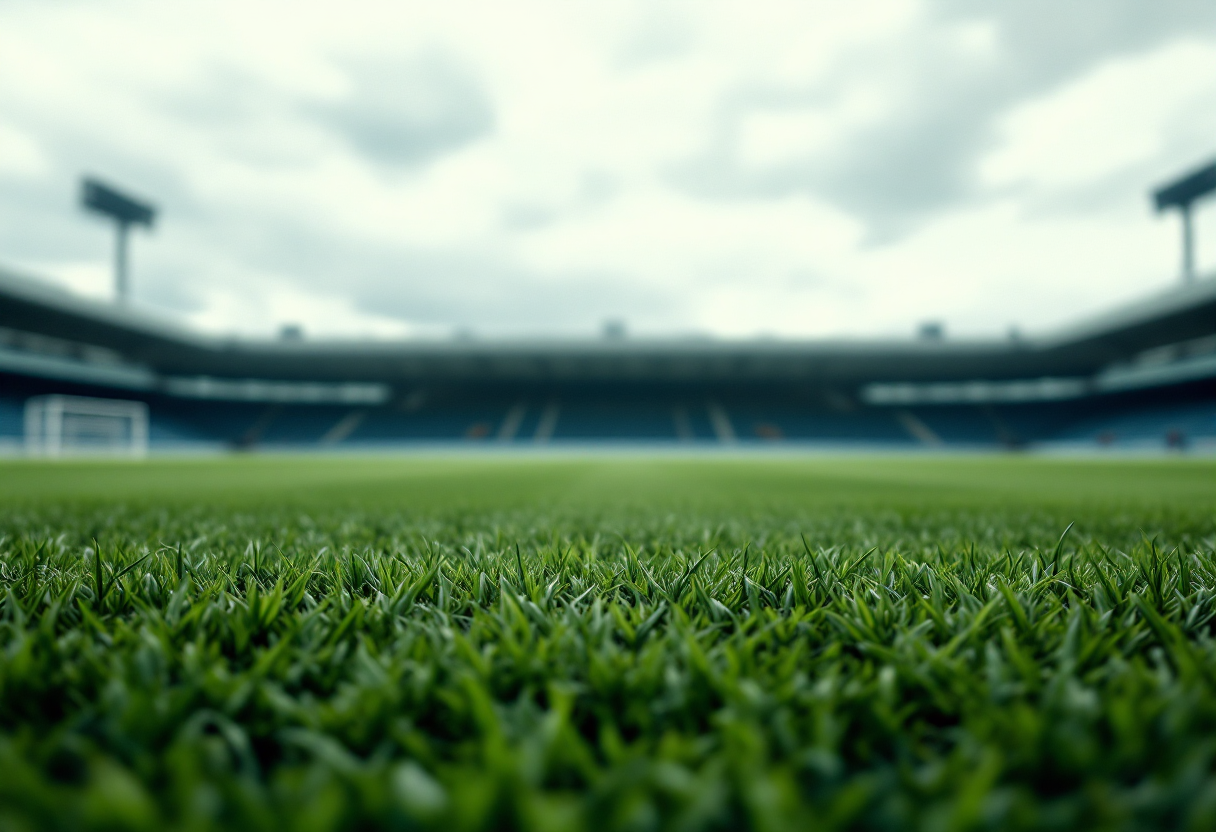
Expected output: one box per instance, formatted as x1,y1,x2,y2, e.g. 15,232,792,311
24,395,149,457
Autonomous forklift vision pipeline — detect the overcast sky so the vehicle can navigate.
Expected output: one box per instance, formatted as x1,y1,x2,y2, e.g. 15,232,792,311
1,0,1214,340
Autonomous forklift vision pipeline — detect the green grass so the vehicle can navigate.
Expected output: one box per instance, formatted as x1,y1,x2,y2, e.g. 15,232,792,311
0,455,1213,831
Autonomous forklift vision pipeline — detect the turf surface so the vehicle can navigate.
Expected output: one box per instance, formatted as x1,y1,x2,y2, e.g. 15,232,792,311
0,455,1213,831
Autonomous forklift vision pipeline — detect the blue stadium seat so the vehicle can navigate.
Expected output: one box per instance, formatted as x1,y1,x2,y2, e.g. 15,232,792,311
0,394,24,440
1051,400,1216,447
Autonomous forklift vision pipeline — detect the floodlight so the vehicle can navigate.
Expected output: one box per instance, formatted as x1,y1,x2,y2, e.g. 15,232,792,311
80,177,157,303
1151,159,1216,283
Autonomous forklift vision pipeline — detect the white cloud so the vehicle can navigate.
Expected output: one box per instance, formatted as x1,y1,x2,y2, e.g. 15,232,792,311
0,122,48,178
981,40,1216,192
183,280,421,339
31,260,113,301
739,111,837,170
0,0,1213,340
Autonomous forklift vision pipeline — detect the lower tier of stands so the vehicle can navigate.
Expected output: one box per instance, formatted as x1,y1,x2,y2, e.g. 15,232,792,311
1,373,1213,451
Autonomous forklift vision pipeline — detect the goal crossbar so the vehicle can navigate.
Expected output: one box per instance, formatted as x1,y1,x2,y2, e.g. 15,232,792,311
24,394,149,457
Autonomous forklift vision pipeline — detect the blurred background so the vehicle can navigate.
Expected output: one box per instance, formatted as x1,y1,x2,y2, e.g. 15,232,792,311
1,0,1214,454
1,0,1214,340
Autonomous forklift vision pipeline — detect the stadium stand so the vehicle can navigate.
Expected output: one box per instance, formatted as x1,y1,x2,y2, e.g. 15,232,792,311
0,265,1213,452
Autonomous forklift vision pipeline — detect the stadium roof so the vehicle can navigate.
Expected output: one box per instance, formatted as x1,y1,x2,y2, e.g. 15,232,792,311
1,265,1214,389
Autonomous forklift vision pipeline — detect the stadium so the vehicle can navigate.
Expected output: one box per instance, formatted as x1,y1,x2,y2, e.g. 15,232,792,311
2,5,1216,830
2,258,1214,454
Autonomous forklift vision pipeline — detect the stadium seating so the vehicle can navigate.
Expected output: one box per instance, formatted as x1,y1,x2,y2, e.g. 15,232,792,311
0,393,23,449
4,377,1210,452
1,268,1213,453
1050,399,1216,448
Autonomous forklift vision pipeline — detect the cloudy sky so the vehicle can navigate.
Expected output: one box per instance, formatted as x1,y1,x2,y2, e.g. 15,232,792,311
1,0,1214,340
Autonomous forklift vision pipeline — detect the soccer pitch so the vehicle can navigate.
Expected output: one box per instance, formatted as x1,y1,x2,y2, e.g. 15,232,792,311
0,455,1213,831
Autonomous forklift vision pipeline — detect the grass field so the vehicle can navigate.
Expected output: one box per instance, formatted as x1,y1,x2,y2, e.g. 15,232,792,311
0,455,1213,831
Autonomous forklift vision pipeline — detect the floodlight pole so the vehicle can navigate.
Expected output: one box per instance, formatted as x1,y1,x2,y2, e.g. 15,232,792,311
1180,203,1194,284
115,220,131,302
80,176,157,306
1152,159,1216,284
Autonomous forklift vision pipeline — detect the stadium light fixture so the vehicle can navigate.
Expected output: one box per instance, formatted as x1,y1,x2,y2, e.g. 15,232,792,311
1152,159,1216,284
80,177,157,303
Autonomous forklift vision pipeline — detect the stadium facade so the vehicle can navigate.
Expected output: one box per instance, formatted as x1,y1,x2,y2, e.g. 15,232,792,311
1,265,1214,452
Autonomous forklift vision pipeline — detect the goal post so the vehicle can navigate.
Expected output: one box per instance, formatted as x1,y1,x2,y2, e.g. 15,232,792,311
24,394,149,457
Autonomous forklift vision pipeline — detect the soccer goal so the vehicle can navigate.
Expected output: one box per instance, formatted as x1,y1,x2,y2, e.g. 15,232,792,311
24,394,149,457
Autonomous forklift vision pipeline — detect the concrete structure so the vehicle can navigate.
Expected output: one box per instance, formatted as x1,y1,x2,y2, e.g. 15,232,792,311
0,265,1213,450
